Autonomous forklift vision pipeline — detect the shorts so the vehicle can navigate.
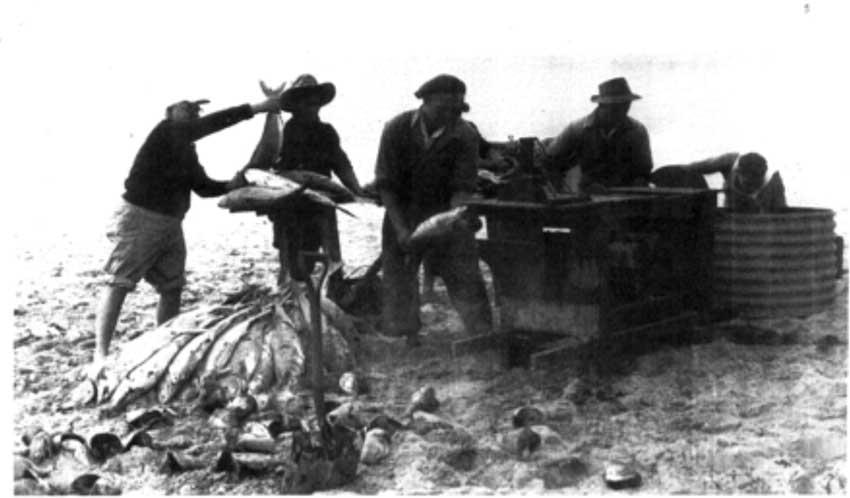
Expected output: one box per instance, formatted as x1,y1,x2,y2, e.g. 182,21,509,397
102,201,186,292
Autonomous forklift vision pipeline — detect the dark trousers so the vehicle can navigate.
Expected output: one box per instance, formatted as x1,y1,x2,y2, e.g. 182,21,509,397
271,207,341,283
380,215,492,338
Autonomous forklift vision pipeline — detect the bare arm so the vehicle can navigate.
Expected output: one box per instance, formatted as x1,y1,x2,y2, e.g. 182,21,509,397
684,152,739,178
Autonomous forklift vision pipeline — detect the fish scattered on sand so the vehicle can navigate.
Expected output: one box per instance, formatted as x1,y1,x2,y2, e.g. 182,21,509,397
405,386,440,416
604,461,642,489
512,406,545,428
360,428,391,465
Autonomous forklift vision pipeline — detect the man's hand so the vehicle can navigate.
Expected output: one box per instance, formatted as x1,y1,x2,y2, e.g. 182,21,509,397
225,171,249,191
251,80,285,114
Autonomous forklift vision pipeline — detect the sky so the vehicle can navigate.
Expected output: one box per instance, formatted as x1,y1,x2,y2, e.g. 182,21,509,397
4,1,849,237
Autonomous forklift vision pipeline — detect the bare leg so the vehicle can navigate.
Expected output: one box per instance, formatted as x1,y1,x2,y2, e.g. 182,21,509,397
157,287,182,325
93,285,129,373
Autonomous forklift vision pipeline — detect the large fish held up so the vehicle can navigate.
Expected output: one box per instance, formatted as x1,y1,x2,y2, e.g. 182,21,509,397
278,170,355,204
245,80,286,169
224,168,355,217
408,206,483,252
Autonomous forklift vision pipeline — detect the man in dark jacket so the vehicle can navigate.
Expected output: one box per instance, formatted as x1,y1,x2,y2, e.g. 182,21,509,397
374,74,492,346
91,93,280,377
268,74,363,285
544,77,653,193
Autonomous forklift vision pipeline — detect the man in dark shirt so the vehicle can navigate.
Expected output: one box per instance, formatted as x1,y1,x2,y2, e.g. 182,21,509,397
91,94,280,378
266,74,363,286
544,77,653,193
374,74,492,346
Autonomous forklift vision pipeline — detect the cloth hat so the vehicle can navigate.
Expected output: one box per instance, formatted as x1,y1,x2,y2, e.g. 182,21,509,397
166,99,210,117
590,77,642,104
414,74,470,112
279,74,336,111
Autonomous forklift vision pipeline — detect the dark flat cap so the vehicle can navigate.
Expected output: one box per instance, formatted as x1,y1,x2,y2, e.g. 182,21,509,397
414,74,467,99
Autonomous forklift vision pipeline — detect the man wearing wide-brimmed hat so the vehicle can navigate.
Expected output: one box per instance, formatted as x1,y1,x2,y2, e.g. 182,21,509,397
373,74,492,347
266,74,363,285
91,92,281,378
545,77,653,193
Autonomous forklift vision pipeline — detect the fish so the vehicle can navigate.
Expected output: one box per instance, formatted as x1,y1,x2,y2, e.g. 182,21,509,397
157,306,258,404
321,296,357,338
246,112,284,170
359,428,390,465
511,406,545,428
246,331,275,395
159,451,207,475
278,170,355,203
408,206,482,251
198,308,272,381
217,185,307,213
264,306,306,390
105,331,200,414
100,306,221,399
243,168,355,217
405,386,440,416
604,461,642,490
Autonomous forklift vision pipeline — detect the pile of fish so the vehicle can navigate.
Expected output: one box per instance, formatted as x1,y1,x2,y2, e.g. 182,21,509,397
219,168,355,215
85,288,354,417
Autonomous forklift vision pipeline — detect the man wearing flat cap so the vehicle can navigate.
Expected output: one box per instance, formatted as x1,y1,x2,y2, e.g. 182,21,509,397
373,74,492,346
91,92,281,378
545,77,653,193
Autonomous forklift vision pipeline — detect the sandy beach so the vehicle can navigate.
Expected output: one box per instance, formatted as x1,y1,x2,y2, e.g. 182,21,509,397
11,197,848,494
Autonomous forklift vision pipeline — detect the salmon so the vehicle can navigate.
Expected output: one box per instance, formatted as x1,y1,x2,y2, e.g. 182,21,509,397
106,331,200,413
156,306,256,404
278,170,355,203
408,206,482,251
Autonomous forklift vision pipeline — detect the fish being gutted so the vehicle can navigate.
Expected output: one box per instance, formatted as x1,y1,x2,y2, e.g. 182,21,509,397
408,206,483,251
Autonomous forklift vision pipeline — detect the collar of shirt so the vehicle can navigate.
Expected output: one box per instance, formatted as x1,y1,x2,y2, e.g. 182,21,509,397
411,109,447,149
